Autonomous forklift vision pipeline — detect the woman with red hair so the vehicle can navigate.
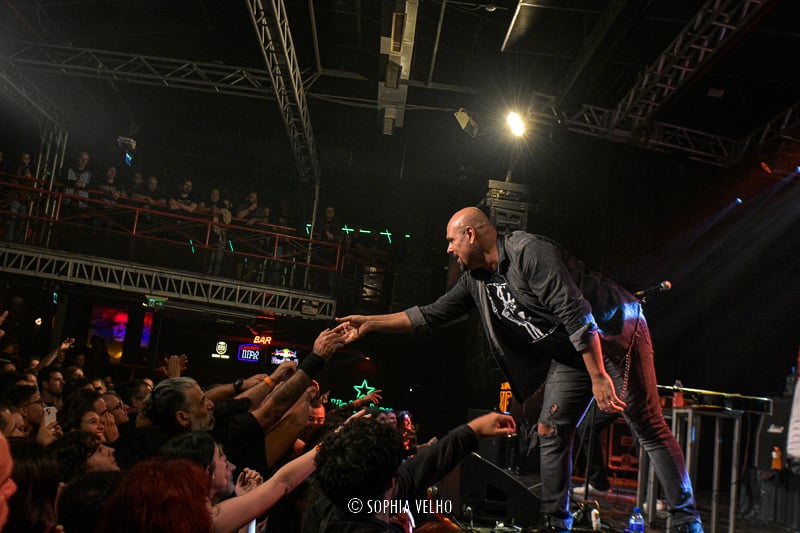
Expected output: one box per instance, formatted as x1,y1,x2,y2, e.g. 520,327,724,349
98,457,212,533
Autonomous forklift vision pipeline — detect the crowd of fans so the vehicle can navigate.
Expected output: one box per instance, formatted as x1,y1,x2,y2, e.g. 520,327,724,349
0,306,517,532
0,147,502,532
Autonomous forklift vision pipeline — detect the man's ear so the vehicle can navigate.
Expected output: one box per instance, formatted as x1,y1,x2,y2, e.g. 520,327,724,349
175,410,191,428
465,226,476,242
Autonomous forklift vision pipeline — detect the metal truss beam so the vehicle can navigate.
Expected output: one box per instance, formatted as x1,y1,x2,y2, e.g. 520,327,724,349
2,40,274,100
752,101,800,147
528,92,747,166
0,62,64,128
245,0,321,182
5,40,786,167
0,244,336,320
608,0,777,134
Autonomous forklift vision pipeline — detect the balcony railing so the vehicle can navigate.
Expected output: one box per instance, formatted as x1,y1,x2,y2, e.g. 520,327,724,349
0,172,395,310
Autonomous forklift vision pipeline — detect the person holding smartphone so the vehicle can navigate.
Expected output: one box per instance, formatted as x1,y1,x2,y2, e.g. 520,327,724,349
6,385,62,445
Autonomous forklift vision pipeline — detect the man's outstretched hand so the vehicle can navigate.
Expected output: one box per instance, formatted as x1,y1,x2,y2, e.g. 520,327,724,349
335,315,369,344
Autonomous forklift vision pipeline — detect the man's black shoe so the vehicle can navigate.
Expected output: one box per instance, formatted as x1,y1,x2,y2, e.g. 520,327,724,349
538,515,570,533
672,520,704,533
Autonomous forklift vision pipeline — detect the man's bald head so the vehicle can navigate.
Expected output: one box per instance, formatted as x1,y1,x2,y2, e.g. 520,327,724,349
448,207,492,234
446,207,498,271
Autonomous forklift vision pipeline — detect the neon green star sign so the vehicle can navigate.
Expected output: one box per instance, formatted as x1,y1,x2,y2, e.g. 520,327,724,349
353,379,376,399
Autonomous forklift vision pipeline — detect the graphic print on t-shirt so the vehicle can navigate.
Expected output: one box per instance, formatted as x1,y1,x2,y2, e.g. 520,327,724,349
486,277,556,343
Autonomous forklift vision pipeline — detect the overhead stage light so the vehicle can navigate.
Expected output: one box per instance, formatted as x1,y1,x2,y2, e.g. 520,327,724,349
506,111,526,137
454,108,479,138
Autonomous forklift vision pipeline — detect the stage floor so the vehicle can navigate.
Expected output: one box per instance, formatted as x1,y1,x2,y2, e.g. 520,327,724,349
566,476,789,533
457,475,790,532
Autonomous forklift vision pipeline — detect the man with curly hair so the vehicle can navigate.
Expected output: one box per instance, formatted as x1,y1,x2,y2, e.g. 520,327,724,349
303,411,515,532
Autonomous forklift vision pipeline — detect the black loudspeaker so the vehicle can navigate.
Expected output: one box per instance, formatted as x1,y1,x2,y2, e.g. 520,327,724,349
756,396,793,470
436,452,541,528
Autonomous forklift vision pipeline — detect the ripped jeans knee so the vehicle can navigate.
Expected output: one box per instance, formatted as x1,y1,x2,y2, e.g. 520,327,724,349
538,421,556,436
530,419,570,453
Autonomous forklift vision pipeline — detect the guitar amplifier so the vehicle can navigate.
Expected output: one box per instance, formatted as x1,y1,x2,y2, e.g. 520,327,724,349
756,396,792,470
607,418,638,473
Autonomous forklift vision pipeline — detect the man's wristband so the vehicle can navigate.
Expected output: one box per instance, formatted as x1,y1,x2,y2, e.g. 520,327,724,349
263,375,275,388
298,352,326,376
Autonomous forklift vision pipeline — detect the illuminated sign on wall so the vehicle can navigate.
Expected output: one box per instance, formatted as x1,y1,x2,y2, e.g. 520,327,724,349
271,348,298,365
499,381,512,413
211,341,231,360
353,379,377,399
328,379,382,409
253,336,272,345
238,344,261,363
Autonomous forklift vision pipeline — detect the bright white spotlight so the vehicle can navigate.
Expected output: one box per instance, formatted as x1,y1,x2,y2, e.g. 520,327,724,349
507,111,526,137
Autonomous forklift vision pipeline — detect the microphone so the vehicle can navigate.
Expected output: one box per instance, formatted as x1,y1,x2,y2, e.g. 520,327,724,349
633,280,672,299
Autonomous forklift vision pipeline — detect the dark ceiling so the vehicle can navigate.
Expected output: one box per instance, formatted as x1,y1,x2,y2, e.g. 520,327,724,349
1,0,798,198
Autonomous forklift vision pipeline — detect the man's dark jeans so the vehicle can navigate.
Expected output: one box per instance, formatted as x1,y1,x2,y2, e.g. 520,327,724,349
536,314,700,531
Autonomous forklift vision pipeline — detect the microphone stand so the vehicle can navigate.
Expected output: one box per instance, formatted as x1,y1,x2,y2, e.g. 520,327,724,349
578,397,598,502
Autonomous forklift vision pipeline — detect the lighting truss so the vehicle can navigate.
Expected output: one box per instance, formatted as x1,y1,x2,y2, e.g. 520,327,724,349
2,40,274,100
753,101,800,147
528,92,748,166
245,0,321,183
0,63,64,128
0,243,336,320
607,0,778,135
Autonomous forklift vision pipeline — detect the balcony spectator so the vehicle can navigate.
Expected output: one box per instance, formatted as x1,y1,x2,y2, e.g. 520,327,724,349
58,151,92,251
93,165,123,256
314,204,341,293
242,204,275,282
96,166,122,206
234,191,262,280
131,175,165,208
273,198,300,286
123,170,144,198
130,175,166,261
167,178,198,215
2,151,34,243
167,178,199,269
199,188,232,276
63,151,91,211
